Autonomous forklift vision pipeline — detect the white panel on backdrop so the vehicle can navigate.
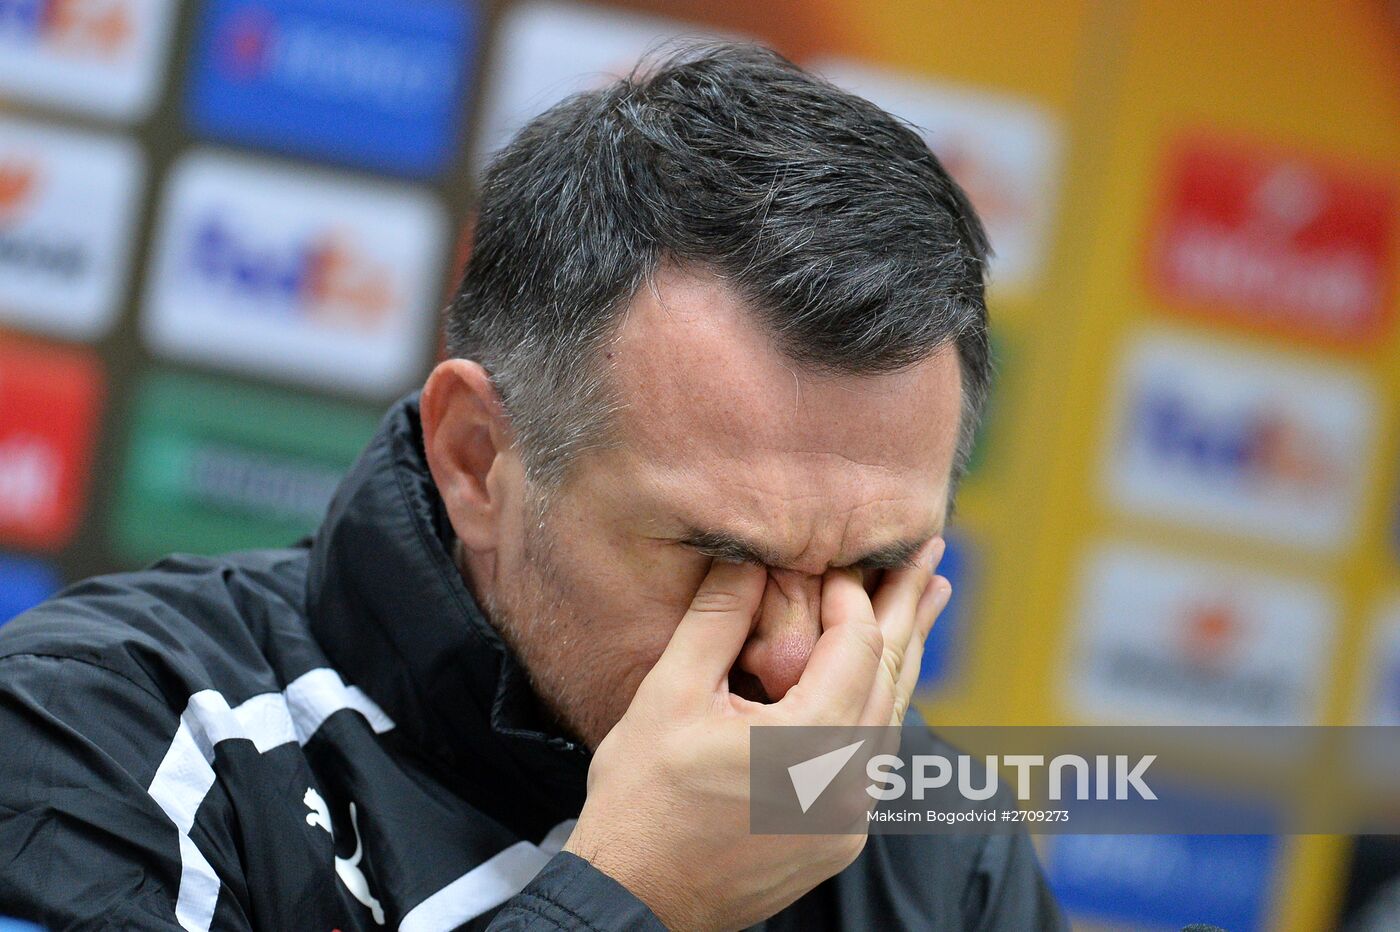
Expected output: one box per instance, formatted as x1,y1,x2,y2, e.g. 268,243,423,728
0,118,144,340
142,151,446,397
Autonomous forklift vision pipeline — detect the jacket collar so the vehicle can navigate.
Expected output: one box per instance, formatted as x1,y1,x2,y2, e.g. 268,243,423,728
305,394,589,835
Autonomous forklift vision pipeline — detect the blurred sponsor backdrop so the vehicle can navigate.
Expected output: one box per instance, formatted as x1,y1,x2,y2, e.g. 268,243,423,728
1,0,1398,928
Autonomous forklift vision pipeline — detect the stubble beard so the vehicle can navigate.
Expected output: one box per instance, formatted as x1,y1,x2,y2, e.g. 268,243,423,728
474,503,620,751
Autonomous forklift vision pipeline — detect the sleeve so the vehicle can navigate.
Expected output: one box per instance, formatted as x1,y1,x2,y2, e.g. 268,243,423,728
0,654,248,932
486,852,667,931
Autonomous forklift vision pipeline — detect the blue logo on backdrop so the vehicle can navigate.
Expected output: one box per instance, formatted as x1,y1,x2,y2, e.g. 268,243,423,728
916,530,971,691
0,554,59,627
186,0,476,176
1045,831,1278,930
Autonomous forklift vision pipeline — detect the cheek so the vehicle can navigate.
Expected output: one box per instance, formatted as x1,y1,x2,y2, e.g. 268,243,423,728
613,592,680,662
540,539,686,657
603,521,711,615
581,547,708,673
651,549,712,611
532,496,714,663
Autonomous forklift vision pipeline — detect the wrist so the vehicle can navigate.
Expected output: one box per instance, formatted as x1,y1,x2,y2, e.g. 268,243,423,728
563,830,698,931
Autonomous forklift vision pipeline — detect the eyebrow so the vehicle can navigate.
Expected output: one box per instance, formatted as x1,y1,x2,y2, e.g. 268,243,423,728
678,527,932,571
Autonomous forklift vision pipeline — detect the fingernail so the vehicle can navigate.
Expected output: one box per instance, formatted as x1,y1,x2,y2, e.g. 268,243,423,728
929,537,946,573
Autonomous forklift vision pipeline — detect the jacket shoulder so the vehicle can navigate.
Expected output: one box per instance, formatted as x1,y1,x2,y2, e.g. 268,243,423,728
0,547,312,709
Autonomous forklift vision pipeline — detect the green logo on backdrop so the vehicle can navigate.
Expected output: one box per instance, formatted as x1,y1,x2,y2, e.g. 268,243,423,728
961,331,1008,481
112,373,379,560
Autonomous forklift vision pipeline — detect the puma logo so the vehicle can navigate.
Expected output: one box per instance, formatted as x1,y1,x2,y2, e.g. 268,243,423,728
304,787,386,925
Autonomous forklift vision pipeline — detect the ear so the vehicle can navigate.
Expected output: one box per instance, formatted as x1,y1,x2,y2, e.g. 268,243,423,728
420,358,519,554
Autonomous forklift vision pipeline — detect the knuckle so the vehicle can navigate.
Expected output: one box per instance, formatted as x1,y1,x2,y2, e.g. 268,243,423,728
689,588,746,614
850,623,884,666
880,640,906,685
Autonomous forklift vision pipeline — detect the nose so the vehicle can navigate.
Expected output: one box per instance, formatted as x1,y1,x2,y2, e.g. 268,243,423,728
734,570,822,702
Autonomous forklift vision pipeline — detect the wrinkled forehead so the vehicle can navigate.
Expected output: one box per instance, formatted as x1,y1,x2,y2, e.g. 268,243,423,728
600,268,962,560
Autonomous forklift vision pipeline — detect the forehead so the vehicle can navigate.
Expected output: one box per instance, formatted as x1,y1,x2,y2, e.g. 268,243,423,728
598,267,963,568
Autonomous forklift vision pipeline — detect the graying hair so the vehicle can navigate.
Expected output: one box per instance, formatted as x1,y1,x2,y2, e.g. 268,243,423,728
446,42,993,498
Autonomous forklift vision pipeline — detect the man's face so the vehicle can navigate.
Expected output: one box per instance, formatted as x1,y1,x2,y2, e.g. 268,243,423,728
478,267,963,749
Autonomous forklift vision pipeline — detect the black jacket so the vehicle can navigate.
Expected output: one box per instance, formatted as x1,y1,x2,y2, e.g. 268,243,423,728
0,395,1065,931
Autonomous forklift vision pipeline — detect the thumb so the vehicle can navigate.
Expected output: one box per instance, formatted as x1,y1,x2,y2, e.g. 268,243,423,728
645,560,767,700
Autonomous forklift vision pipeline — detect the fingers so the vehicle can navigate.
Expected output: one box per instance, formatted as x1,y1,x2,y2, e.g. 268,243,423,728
915,573,950,645
781,568,882,724
648,538,950,729
858,539,942,725
887,574,951,725
869,539,942,674
646,560,767,700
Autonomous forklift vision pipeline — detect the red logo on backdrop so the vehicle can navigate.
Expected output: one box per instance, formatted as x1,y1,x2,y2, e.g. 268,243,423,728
1148,137,1395,346
1180,601,1241,669
0,162,37,220
0,342,103,550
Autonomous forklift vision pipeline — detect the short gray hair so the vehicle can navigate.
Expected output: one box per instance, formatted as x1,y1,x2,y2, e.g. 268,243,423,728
447,42,992,495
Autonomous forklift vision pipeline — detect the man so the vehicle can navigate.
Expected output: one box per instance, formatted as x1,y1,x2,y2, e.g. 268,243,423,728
0,44,1064,930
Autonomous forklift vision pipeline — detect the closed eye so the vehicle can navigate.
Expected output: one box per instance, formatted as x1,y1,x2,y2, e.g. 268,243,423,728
679,529,932,573
685,540,769,566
